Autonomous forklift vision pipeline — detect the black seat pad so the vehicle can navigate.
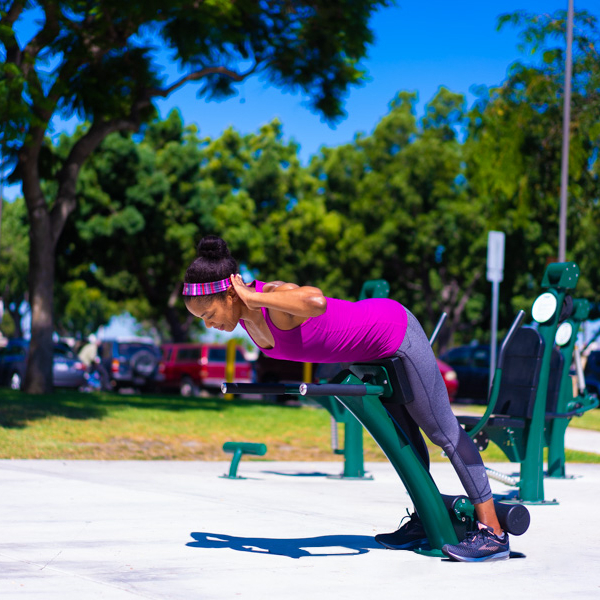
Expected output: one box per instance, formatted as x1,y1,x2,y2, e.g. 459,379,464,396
494,327,545,419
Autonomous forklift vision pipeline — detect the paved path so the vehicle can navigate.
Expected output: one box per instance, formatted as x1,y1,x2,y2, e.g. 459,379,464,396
1,459,599,600
564,426,600,454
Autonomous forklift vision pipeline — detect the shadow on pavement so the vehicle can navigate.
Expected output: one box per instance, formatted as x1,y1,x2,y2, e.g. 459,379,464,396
187,532,382,559
260,470,333,477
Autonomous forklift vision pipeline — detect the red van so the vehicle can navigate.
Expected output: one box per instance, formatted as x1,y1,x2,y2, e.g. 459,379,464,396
159,343,253,396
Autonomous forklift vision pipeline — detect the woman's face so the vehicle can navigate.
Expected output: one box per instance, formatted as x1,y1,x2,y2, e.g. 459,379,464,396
186,293,240,332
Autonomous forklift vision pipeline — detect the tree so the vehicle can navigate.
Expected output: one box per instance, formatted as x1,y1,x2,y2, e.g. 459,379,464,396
56,110,216,342
303,89,490,348
55,280,118,340
0,0,391,392
58,113,318,342
0,196,28,337
465,9,600,315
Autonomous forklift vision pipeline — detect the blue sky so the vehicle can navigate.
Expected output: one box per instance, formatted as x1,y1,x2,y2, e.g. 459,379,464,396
5,0,598,201
150,1,597,162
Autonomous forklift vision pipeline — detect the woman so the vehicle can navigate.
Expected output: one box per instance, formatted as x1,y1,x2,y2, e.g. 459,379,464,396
183,235,509,562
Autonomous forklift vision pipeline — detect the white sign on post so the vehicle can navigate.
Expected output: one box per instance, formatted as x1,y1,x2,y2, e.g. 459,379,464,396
487,231,505,283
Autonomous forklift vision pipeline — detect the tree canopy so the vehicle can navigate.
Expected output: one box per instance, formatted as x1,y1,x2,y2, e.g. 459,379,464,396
2,6,600,376
0,0,391,392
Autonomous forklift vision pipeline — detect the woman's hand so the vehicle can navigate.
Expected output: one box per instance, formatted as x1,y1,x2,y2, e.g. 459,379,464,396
230,273,257,309
231,273,326,331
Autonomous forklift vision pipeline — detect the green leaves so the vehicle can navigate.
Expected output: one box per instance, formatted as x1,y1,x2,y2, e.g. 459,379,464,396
467,8,600,303
8,2,600,357
2,0,392,390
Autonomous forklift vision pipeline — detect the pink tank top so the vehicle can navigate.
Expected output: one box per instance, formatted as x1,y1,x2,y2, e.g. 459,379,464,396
239,281,407,363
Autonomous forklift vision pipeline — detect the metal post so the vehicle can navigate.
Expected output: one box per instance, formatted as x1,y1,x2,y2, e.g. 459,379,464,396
487,231,505,389
558,0,574,262
343,417,366,478
228,448,243,478
334,373,459,555
490,280,499,392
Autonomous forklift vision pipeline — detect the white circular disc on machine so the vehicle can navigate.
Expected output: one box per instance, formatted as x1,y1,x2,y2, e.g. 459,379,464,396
532,292,558,323
555,322,573,346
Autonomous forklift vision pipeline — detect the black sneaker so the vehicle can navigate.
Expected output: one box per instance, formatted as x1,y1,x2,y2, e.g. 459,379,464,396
442,523,510,562
375,511,427,550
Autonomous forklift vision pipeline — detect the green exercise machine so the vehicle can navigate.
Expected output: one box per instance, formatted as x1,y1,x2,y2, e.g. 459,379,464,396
223,348,530,556
221,441,268,479
545,297,598,478
459,262,597,504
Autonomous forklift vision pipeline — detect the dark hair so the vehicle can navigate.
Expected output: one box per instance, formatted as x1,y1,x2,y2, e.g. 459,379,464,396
184,235,238,303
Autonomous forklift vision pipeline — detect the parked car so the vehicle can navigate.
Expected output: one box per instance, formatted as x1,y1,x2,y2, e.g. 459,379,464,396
255,353,458,402
159,343,253,396
439,344,491,402
255,352,314,386
583,350,600,398
437,358,458,402
0,338,87,390
98,338,164,392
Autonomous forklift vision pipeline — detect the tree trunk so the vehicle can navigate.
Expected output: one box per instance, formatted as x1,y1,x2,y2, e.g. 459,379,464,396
164,304,188,342
20,120,132,393
25,205,55,393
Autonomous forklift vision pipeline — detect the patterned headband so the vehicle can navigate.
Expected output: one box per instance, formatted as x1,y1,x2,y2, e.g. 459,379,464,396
182,278,232,296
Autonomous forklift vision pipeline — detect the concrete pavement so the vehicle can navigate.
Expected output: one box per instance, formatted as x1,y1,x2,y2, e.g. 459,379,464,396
1,458,599,600
564,426,600,454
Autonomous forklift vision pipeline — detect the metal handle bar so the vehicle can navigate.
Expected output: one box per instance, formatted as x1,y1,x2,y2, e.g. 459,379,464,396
221,382,386,398
221,382,302,395
299,383,385,397
497,310,526,370
574,343,586,395
429,312,447,346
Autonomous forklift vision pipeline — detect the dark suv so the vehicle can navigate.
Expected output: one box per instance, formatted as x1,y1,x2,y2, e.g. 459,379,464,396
254,352,309,385
0,338,87,390
159,343,253,396
439,344,491,402
99,338,164,392
584,350,600,398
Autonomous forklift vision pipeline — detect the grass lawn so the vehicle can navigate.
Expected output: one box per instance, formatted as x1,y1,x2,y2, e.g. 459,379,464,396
0,390,598,463
570,407,600,431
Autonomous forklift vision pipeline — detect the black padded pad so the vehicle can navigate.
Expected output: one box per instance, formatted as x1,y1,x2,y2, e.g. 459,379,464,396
458,414,526,430
494,327,545,419
349,357,414,405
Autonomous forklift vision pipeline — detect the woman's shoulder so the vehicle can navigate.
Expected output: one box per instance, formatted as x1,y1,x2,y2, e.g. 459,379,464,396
262,280,299,293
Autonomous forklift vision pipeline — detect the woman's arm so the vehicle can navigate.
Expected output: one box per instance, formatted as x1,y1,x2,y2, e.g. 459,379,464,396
230,274,326,325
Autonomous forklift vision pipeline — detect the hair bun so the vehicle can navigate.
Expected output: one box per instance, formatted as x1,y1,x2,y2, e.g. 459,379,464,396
197,235,231,261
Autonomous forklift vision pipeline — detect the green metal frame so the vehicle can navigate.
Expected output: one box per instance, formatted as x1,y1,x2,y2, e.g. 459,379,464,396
312,394,369,479
312,279,391,479
328,366,466,556
222,366,528,555
465,262,581,504
221,442,267,479
546,299,599,478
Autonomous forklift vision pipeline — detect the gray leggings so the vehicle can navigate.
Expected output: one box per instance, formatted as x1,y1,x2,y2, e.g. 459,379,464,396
393,310,492,505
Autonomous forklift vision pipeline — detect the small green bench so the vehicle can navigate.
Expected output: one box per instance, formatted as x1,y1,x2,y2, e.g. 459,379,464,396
222,442,267,479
